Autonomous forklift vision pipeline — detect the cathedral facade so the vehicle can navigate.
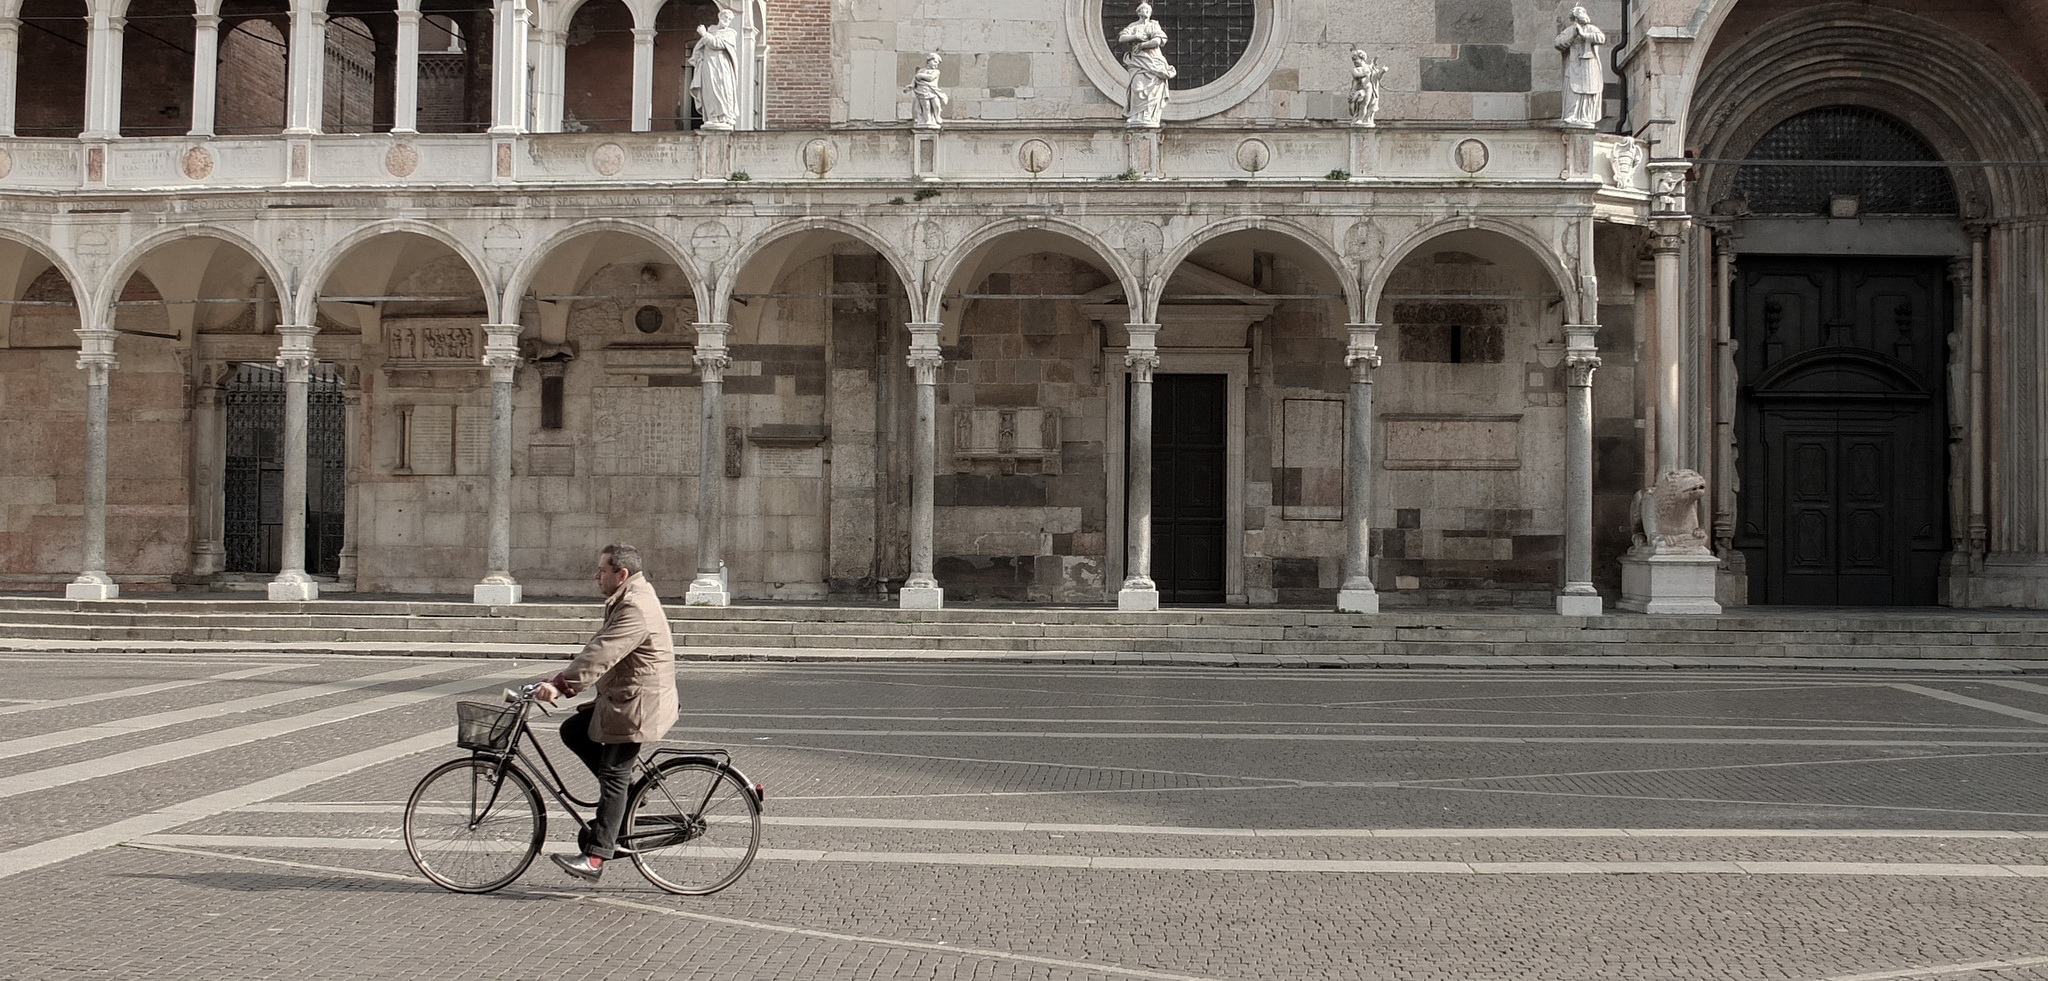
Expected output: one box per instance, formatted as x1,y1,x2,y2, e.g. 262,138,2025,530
1,0,2043,611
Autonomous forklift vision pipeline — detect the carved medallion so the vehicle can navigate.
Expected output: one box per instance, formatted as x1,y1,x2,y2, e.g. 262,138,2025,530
801,139,837,176
74,231,111,273
0,147,11,179
1018,139,1054,175
1609,139,1642,188
1121,221,1164,262
482,223,523,268
1454,139,1490,174
385,142,420,178
690,221,734,264
1234,138,1272,174
182,146,214,181
911,220,946,261
276,225,311,268
592,142,626,177
1344,218,1386,264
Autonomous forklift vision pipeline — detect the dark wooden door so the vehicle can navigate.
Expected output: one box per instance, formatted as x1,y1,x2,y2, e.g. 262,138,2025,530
1151,374,1227,603
1735,257,1947,605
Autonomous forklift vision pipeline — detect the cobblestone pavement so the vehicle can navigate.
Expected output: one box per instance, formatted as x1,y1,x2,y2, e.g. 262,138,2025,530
6,652,2048,980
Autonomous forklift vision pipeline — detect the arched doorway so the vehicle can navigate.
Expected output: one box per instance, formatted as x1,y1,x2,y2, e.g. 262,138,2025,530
224,362,347,575
1730,107,1955,605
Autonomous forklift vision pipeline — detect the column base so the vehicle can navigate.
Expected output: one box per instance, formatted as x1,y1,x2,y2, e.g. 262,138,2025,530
899,585,944,610
1618,551,1721,615
1556,590,1604,617
1117,584,1160,611
267,575,320,602
1336,588,1380,614
66,575,118,601
685,579,730,607
473,581,523,605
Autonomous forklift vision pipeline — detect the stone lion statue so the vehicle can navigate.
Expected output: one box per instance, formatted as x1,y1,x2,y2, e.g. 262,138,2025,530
1630,469,1709,553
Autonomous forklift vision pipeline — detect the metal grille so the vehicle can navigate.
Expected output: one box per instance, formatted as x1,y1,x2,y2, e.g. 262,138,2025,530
1102,0,1254,91
1734,106,1957,216
224,362,346,575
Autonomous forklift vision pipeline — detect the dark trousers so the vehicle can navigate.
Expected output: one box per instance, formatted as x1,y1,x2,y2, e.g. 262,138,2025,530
559,704,640,860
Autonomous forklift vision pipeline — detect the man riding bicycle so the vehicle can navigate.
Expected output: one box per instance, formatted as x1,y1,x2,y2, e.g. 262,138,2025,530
533,542,679,881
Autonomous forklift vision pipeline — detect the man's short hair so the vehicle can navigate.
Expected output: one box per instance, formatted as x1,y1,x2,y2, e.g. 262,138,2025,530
602,543,644,575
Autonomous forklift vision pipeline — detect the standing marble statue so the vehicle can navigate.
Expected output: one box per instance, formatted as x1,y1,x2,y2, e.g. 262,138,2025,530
1348,48,1386,127
907,52,947,129
1117,2,1176,129
1554,5,1606,127
689,6,741,130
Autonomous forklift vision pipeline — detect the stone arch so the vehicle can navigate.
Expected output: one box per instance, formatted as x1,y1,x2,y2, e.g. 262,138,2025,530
1156,216,1357,324
298,220,496,326
1688,6,2048,221
1363,218,1576,326
715,216,922,324
96,225,292,327
504,219,702,331
929,217,1139,326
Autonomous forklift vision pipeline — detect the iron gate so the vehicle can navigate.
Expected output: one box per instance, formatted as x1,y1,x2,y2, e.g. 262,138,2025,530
224,363,346,575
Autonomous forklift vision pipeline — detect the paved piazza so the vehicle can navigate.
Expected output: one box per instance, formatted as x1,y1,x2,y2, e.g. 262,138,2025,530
5,652,2048,980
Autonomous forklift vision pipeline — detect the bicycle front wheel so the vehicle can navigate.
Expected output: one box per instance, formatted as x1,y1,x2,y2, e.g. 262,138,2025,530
626,760,761,895
403,757,546,893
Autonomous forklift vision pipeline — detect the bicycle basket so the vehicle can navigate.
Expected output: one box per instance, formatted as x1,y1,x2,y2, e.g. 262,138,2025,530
454,701,520,752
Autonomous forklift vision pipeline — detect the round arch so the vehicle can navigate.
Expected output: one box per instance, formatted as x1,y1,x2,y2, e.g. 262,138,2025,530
0,230,89,315
1363,218,1576,325
95,225,292,323
504,219,702,320
929,218,1140,326
1155,216,1358,324
297,221,496,326
715,216,923,321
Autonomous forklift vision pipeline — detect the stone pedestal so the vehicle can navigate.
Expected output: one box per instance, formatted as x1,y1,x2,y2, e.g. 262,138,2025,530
1556,588,1603,616
1118,584,1159,612
473,581,523,605
1336,588,1379,614
66,576,118,601
899,585,943,610
268,574,319,602
1619,551,1721,615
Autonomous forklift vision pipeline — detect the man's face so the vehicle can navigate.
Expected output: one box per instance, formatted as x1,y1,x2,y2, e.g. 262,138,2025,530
597,553,626,596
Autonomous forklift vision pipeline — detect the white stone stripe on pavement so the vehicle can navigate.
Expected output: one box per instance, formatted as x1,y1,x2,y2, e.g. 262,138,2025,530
0,662,454,759
119,843,1229,981
1817,955,2048,981
122,833,2048,878
0,664,535,800
663,725,2048,749
1892,683,2048,727
233,807,2048,841
0,662,309,718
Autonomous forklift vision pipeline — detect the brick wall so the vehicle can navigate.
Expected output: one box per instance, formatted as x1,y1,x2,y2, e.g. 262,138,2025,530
15,0,88,137
765,0,830,127
216,18,290,134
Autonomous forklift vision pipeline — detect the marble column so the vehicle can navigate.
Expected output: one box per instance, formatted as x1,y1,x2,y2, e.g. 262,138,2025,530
1558,324,1602,616
67,325,119,600
629,26,655,132
685,322,731,606
474,324,523,604
532,30,566,132
187,13,220,136
1336,323,1380,614
285,8,328,133
1118,323,1161,612
900,323,944,610
81,12,124,138
0,17,18,136
392,9,421,133
189,365,228,577
335,379,361,584
488,0,529,133
268,325,320,601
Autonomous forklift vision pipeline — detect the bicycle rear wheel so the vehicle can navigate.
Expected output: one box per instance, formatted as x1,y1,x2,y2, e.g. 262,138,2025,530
404,758,546,893
626,759,761,895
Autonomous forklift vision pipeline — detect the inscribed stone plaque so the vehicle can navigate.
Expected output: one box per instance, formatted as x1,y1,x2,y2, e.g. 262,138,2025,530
592,386,698,475
1281,399,1344,520
384,319,480,366
455,405,491,475
1383,415,1522,470
409,405,455,475
753,446,822,478
528,443,576,476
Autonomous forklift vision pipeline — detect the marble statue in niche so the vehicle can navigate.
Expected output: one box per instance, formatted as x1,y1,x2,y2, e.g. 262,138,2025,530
1117,2,1176,128
907,52,948,129
1348,48,1386,127
690,5,741,130
1554,5,1606,127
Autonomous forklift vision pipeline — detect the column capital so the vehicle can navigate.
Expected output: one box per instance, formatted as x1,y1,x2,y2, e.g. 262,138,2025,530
482,323,523,374
1344,322,1381,370
193,12,219,27
74,324,118,367
395,8,420,23
276,323,317,376
1646,159,1690,217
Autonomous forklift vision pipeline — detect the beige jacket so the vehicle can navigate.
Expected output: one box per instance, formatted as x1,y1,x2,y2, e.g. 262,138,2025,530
555,574,679,744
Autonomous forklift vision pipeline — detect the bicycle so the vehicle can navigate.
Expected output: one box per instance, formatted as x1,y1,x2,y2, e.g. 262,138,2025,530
403,683,765,895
